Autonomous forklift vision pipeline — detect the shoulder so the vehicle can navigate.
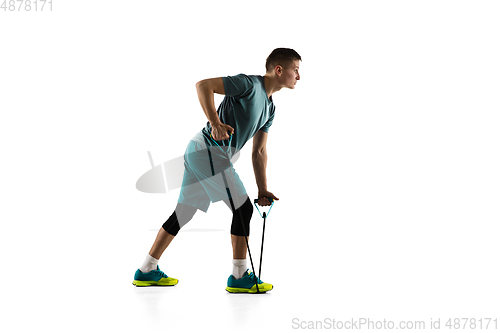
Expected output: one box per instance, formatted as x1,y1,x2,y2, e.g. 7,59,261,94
222,74,257,98
224,73,251,81
223,74,262,85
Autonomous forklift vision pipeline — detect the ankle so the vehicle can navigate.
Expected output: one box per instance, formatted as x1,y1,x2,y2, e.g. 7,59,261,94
232,259,247,279
140,254,159,273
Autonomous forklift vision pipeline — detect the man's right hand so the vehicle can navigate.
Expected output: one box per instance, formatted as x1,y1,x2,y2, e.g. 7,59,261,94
211,122,234,141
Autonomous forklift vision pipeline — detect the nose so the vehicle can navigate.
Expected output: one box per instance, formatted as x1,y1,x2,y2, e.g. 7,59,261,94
296,73,300,80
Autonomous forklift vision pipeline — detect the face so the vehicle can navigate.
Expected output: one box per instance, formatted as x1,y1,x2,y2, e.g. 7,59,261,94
279,59,301,89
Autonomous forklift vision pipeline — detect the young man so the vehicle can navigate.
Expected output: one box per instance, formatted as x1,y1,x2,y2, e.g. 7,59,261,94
133,48,301,293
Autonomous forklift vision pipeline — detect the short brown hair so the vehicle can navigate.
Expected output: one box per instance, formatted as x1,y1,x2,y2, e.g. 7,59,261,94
265,48,302,72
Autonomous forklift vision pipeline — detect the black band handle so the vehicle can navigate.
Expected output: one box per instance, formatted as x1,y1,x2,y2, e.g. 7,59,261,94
254,197,274,204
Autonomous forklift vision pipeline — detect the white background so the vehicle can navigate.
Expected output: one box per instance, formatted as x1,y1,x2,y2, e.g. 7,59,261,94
1,1,499,332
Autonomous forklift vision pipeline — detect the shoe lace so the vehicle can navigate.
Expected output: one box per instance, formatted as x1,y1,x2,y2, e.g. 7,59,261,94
154,269,168,278
247,271,262,284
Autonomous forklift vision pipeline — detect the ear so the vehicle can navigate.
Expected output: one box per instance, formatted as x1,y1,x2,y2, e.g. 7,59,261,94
274,65,283,76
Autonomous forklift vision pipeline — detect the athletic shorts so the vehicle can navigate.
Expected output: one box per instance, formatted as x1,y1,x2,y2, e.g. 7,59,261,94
177,134,247,212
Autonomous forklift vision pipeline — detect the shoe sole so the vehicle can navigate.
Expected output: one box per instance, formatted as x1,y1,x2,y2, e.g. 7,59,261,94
132,279,178,287
226,284,273,294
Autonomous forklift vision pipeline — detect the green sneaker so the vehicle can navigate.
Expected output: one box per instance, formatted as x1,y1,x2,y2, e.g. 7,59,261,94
132,265,178,287
226,269,273,293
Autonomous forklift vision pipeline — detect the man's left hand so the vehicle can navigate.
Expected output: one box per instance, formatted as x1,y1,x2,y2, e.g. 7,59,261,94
257,191,279,206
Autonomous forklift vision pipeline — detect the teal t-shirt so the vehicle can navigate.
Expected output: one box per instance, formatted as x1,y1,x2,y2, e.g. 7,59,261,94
197,74,275,153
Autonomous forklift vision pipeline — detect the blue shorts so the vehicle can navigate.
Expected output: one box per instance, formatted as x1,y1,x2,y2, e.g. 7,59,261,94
177,135,246,212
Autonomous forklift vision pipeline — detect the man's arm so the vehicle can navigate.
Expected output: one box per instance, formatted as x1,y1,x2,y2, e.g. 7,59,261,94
195,78,233,140
252,130,279,205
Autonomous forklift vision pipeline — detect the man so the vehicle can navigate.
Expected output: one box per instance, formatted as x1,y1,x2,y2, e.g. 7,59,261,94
133,48,301,293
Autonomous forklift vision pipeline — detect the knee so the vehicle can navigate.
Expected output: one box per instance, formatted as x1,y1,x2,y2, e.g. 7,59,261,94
162,203,197,236
162,212,180,236
230,197,253,236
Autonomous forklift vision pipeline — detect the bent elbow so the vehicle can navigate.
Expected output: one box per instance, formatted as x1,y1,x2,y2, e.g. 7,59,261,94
252,148,266,157
196,80,211,95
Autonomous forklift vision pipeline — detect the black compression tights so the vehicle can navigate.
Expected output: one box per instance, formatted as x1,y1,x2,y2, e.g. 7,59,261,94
162,196,253,236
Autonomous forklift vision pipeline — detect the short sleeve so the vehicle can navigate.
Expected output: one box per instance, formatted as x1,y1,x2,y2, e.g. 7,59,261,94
260,106,275,133
222,74,254,98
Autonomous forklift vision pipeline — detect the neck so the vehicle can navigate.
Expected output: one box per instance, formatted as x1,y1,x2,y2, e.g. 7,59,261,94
264,74,283,98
